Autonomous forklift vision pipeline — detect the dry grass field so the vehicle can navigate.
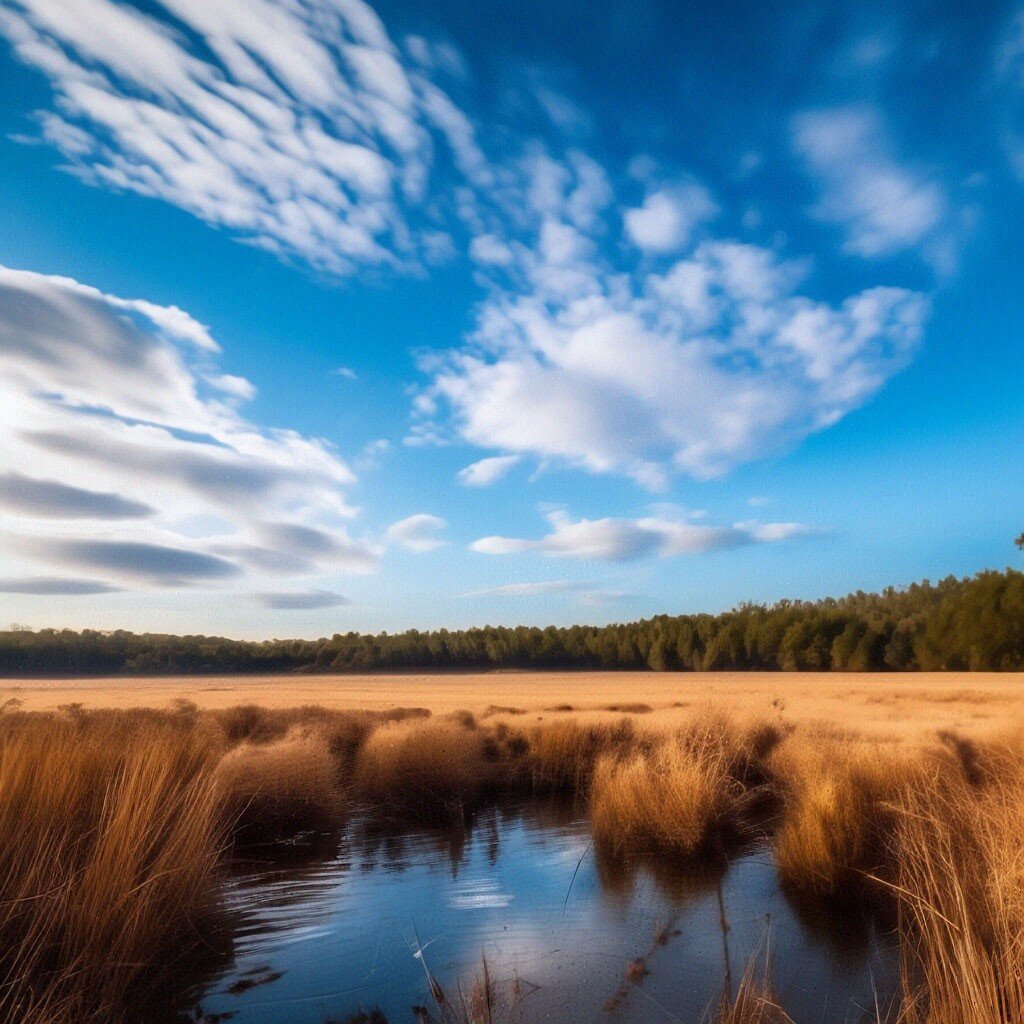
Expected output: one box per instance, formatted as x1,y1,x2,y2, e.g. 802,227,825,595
5,670,1024,740
3,672,1024,1023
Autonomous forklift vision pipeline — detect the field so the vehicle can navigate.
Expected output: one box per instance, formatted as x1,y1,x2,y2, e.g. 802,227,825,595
5,670,1024,740
2,671,1024,1023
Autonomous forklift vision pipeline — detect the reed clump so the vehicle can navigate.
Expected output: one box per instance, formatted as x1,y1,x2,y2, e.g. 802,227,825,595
888,747,1024,1024
353,720,504,824
526,718,638,793
589,715,783,859
770,730,918,902
0,712,226,1022
214,726,343,841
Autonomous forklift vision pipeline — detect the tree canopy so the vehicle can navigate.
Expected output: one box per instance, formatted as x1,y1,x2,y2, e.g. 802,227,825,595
3,569,1024,676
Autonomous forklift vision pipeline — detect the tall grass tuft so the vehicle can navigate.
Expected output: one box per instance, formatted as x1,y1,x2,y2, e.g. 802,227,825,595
588,715,783,860
215,726,343,841
0,713,226,1022
771,731,913,901
526,718,637,793
888,755,1024,1024
353,720,503,824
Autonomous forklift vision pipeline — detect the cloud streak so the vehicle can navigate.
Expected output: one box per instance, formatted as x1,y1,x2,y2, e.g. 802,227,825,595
0,265,376,592
0,472,154,519
457,455,521,487
471,510,815,562
256,589,351,610
0,576,121,595
792,106,953,270
0,2,936,491
386,514,448,552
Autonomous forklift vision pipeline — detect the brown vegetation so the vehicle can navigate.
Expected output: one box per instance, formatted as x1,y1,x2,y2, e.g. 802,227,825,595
715,959,794,1024
589,715,784,860
215,727,342,840
0,711,225,1022
770,730,911,901
3,694,1024,1023
887,748,1024,1024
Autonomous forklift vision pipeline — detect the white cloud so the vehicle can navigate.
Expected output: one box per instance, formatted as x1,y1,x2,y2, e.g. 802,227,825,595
0,2,937,496
792,106,950,265
466,579,585,597
0,0,479,276
457,454,521,487
0,265,377,590
256,589,350,610
469,234,516,267
464,579,630,604
386,513,447,551
332,365,359,380
470,509,815,562
354,437,391,472
623,184,718,254
420,214,928,482
208,373,257,400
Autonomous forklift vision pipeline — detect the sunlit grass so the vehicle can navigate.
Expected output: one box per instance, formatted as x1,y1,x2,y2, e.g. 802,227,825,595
0,712,225,1022
2,701,1024,1022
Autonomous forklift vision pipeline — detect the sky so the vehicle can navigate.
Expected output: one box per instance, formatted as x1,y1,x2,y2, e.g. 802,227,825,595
0,0,1022,639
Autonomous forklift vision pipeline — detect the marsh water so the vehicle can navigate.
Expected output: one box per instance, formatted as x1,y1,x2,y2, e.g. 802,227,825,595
189,799,898,1024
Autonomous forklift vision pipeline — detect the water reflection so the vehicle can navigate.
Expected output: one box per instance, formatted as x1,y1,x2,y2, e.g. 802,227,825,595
189,800,898,1024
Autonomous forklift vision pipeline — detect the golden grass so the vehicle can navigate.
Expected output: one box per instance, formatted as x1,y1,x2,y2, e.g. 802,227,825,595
353,719,505,824
715,957,794,1024
0,712,225,1022
887,751,1024,1024
526,717,637,792
770,731,913,901
214,726,342,840
4,693,1024,1023
10,671,1024,744
589,715,783,859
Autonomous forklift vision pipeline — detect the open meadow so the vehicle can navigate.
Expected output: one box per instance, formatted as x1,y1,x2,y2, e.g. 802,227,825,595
6,670,1024,740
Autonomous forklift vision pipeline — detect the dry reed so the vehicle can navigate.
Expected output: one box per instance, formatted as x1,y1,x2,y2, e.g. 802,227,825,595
589,715,783,859
353,720,503,824
0,713,226,1022
887,752,1024,1024
771,731,913,901
215,726,343,840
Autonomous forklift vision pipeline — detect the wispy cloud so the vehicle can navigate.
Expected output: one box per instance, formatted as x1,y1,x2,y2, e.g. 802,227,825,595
256,589,350,610
463,578,632,604
0,265,376,591
470,509,816,562
0,0,468,276
792,105,954,270
0,472,154,519
457,454,521,487
0,1,935,493
997,9,1024,180
0,576,121,595
386,513,447,551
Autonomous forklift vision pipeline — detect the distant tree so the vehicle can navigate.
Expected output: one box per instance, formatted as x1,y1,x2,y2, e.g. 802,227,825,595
2,569,1024,675
1017,532,1024,550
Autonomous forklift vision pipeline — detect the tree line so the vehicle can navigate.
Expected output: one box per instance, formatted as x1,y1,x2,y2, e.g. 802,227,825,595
2,569,1024,676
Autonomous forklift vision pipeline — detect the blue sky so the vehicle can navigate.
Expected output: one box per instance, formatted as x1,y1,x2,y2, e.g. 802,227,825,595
0,0,1022,638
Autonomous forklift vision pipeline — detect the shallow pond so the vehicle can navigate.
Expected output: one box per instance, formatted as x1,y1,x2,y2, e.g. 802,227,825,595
192,800,898,1024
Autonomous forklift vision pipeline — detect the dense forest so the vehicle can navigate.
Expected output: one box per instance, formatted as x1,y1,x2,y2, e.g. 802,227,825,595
2,569,1024,676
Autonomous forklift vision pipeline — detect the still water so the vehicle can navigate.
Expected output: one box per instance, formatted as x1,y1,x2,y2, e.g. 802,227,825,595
192,800,898,1024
